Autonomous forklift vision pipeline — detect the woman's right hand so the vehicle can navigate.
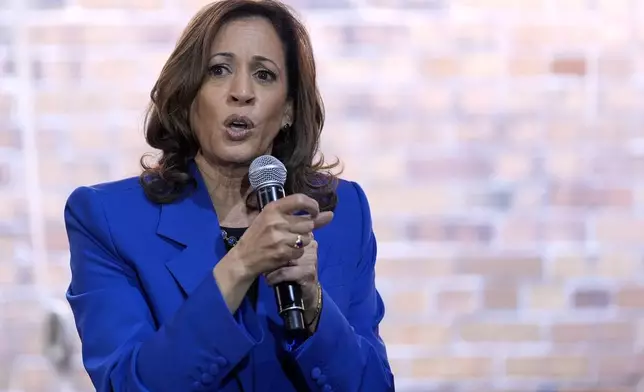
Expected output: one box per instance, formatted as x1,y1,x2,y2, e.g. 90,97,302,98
231,194,334,279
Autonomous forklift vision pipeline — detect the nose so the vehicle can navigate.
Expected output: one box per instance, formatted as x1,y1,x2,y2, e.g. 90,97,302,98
228,73,255,105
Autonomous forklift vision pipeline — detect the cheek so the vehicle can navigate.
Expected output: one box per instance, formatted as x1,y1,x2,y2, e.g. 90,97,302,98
191,90,224,133
193,88,224,120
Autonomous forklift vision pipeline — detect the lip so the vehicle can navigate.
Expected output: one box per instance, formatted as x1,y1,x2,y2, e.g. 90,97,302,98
223,114,255,129
225,127,252,141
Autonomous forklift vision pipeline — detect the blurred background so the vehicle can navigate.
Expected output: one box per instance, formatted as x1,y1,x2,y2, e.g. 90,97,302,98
1,0,644,391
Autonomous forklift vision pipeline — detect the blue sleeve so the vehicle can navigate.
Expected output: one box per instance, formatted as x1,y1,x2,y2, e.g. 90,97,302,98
64,186,259,392
292,181,395,392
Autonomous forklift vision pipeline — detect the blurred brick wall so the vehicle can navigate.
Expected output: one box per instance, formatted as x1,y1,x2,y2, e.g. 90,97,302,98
2,0,644,391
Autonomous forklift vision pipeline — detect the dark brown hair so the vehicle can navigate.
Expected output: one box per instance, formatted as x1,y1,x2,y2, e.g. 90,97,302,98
139,0,340,211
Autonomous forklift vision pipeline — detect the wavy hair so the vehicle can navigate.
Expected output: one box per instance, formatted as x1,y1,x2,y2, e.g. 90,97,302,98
139,0,340,211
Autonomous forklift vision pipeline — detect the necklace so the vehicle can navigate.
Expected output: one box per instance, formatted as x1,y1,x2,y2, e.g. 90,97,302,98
221,229,240,248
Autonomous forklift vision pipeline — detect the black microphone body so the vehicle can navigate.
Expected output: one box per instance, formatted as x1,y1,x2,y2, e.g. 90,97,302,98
255,182,306,333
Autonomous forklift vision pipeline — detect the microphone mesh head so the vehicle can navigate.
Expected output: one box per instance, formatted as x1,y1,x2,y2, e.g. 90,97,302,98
249,155,287,190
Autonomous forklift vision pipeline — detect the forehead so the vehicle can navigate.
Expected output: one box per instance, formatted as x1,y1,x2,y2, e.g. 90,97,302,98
210,16,285,60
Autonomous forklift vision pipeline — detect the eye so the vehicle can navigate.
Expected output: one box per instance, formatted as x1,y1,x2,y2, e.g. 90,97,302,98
255,70,276,82
208,64,229,77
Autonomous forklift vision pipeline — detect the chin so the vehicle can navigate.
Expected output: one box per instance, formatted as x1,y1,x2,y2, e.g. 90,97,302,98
213,144,264,166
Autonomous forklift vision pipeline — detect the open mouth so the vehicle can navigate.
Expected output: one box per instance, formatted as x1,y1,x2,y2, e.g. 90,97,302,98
224,115,255,131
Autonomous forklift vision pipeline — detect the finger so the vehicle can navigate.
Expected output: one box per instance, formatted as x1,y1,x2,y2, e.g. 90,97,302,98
286,242,317,266
273,194,320,217
286,247,305,262
276,246,305,267
285,214,315,234
304,238,317,249
265,266,302,285
312,211,334,229
283,233,312,249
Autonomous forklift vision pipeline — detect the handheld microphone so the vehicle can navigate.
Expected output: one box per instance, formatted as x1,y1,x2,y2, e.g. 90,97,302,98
249,155,306,333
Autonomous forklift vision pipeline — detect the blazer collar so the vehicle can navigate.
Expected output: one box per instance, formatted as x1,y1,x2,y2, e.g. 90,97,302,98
157,160,229,296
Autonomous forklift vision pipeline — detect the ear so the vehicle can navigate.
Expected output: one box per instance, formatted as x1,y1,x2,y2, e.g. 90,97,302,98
281,101,293,128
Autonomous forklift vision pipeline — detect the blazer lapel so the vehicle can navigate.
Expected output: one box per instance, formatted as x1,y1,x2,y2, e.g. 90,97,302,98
157,162,228,296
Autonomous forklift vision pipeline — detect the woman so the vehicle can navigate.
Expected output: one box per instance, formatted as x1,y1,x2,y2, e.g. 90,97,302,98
64,0,394,391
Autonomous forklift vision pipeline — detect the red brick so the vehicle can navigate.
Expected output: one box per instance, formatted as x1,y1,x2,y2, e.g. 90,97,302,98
368,185,456,215
84,59,140,83
458,86,502,115
406,155,492,181
602,85,640,111
422,56,460,78
514,24,598,48
594,214,644,244
386,289,430,318
419,88,453,113
506,356,590,379
435,290,477,314
549,183,633,208
595,253,641,279
483,284,518,309
458,256,542,280
551,56,587,76
526,284,567,310
405,220,493,243
596,354,644,383
459,54,505,78
28,26,84,45
542,218,586,242
550,254,591,279
544,120,587,144
0,93,13,114
0,262,15,286
494,153,533,182
45,221,69,252
0,163,10,186
507,54,547,76
598,52,633,79
454,119,496,145
616,286,644,308
376,258,454,278
593,118,634,145
552,322,635,344
545,151,587,179
0,128,20,149
371,219,402,242
496,216,539,247
34,91,112,115
411,357,492,379
379,322,450,346
459,323,541,342
572,289,612,309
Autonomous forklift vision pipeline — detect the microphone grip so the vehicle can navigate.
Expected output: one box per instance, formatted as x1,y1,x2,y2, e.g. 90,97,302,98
256,184,307,333
274,282,306,332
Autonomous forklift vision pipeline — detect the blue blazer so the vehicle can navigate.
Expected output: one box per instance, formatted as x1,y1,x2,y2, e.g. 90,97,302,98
65,163,395,392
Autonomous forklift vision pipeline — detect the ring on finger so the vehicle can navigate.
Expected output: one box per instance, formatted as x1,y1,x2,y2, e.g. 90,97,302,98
293,234,304,249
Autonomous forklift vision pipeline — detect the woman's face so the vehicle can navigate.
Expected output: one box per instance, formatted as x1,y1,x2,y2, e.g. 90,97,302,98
191,16,292,167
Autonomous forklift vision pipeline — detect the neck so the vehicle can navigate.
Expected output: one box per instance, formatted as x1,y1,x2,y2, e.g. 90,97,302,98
195,152,253,227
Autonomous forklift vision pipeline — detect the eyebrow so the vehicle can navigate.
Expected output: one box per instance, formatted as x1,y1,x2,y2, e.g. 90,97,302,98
210,52,280,70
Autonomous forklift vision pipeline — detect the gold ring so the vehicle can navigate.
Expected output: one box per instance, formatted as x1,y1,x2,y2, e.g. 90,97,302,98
293,234,303,249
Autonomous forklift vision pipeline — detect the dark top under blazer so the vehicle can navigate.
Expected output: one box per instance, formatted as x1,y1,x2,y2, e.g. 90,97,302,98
64,161,395,392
